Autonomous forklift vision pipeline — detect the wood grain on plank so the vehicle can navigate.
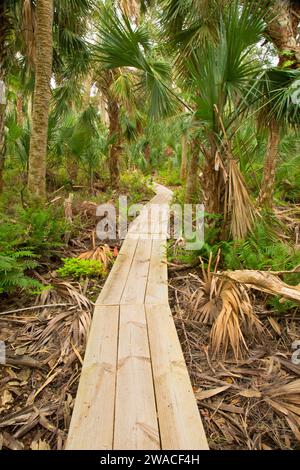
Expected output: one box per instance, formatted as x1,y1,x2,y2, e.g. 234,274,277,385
114,304,160,449
145,239,168,305
96,237,138,305
66,305,119,450
145,303,209,450
120,238,152,305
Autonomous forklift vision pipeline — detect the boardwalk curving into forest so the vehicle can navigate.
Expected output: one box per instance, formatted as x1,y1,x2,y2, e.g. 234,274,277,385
66,184,209,450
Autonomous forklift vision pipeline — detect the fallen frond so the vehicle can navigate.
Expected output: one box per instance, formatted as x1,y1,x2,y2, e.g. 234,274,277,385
263,379,300,441
190,253,263,359
37,279,92,310
217,270,300,304
77,244,113,270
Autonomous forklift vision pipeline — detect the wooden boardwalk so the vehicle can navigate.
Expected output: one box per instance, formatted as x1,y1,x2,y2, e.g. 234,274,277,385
66,184,209,450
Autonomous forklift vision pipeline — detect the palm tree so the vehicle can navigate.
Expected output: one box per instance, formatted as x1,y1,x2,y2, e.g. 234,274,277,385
94,6,178,187
94,68,122,188
256,68,300,207
95,2,266,239
256,0,300,207
27,0,54,200
263,0,300,68
0,2,8,194
0,0,14,194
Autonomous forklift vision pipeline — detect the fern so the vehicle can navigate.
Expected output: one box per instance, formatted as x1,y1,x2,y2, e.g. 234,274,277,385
0,251,42,294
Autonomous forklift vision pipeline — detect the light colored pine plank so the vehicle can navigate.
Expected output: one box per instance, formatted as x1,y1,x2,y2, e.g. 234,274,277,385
66,305,119,450
114,304,160,450
96,237,138,305
145,304,209,450
145,239,168,305
120,238,152,304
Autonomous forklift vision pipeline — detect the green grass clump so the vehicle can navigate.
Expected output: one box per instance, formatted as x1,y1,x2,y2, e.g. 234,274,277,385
57,258,106,279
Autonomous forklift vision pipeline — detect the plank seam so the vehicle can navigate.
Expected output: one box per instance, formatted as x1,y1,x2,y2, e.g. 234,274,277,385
112,304,120,450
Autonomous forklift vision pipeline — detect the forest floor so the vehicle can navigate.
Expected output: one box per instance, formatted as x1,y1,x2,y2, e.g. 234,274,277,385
0,180,154,450
169,267,300,450
1,181,300,450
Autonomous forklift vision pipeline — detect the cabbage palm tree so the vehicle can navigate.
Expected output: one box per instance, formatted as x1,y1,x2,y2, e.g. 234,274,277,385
95,2,266,239
256,68,300,207
0,0,16,193
0,0,92,200
256,0,300,207
27,0,54,200
0,1,9,194
94,6,178,186
263,0,300,68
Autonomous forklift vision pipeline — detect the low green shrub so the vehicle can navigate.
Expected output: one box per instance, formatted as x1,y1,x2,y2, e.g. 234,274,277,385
0,206,68,254
57,258,106,279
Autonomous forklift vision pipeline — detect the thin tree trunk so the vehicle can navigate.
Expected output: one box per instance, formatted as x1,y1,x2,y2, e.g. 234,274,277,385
98,70,121,188
259,120,280,208
185,138,200,203
180,133,187,180
66,155,78,183
28,0,54,201
144,142,151,164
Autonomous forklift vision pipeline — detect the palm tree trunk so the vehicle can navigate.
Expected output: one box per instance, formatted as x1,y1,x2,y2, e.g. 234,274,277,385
0,0,9,195
265,0,300,67
180,133,187,180
108,97,121,188
28,0,54,201
185,138,199,203
98,70,121,188
259,120,280,208
0,86,5,195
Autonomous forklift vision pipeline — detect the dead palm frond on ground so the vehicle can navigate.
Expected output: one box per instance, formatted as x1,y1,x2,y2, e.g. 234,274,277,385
190,252,263,359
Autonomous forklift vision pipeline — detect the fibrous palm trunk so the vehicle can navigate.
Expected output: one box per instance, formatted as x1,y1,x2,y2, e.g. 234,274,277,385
265,0,300,67
0,0,9,194
28,0,54,201
0,86,5,195
185,138,200,203
259,120,280,207
202,149,225,216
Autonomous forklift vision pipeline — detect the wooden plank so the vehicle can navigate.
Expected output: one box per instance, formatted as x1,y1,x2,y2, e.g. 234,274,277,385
128,204,152,236
145,239,168,305
96,237,138,305
120,238,152,304
145,304,209,450
114,304,160,450
66,305,119,450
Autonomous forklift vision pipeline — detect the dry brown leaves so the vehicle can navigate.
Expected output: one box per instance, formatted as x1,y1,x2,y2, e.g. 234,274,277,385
0,280,93,449
189,254,263,359
77,243,115,270
169,262,300,450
